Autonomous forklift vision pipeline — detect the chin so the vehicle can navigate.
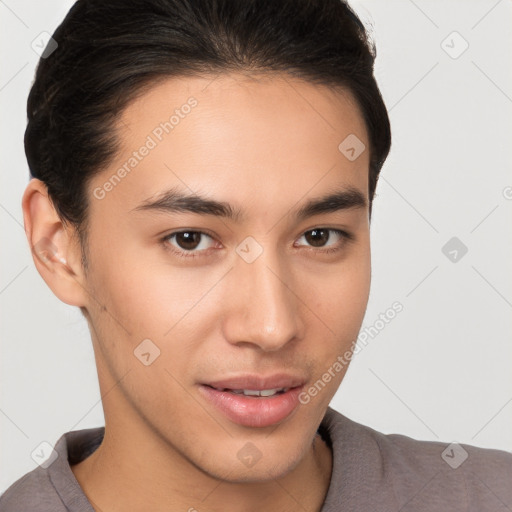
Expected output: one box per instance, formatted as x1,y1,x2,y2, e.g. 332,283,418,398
193,439,307,484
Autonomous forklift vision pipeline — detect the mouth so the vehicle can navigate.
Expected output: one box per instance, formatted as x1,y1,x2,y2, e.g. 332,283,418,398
205,385,291,397
198,375,306,428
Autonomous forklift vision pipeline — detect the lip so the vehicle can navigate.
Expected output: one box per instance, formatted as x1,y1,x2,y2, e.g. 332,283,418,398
198,373,307,428
203,373,306,391
198,385,304,428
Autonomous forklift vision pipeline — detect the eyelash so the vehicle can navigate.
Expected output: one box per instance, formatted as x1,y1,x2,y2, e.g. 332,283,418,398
160,228,353,260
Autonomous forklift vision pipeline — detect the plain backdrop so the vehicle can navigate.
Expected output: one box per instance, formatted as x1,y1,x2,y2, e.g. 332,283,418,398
1,0,511,494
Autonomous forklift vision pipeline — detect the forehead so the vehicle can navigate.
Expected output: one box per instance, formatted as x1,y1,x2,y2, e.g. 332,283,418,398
89,72,370,218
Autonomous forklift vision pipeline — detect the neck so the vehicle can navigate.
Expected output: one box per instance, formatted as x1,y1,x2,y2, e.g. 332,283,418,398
71,426,332,512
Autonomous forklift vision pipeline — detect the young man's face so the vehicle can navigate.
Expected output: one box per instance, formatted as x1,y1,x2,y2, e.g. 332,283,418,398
72,73,371,480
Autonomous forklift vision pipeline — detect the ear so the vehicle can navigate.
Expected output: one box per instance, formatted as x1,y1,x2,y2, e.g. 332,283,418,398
22,178,88,307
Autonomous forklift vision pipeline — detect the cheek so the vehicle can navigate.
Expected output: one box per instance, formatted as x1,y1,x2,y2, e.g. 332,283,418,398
301,246,371,362
338,253,371,320
309,247,371,324
87,237,210,335
86,228,370,368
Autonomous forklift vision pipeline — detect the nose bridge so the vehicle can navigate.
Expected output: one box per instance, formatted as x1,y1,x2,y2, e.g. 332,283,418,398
225,242,302,351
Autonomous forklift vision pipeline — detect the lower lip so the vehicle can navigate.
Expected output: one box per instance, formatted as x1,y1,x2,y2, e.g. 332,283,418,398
198,385,304,428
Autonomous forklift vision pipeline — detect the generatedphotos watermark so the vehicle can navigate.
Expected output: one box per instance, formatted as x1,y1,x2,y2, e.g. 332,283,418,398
93,96,198,200
298,301,403,405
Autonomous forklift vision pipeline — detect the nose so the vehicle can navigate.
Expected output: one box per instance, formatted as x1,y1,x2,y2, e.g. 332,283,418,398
222,247,304,352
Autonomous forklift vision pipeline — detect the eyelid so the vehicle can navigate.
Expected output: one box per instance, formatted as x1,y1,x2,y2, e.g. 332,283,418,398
161,229,218,258
293,228,353,254
295,227,354,245
161,227,353,259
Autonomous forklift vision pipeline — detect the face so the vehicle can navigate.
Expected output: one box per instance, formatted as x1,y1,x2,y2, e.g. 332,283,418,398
80,72,371,481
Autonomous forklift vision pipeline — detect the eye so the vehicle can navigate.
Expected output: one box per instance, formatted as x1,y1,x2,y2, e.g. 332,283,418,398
161,227,353,260
162,230,217,258
294,228,352,253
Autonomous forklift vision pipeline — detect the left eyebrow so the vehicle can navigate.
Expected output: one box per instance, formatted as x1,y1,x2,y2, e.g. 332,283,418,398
293,187,367,221
129,185,367,222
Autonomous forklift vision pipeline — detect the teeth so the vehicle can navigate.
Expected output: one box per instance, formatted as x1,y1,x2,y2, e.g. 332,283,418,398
241,389,261,396
227,388,289,397
259,389,280,397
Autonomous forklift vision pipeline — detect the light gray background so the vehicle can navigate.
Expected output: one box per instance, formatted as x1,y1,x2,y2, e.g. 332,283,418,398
1,0,511,494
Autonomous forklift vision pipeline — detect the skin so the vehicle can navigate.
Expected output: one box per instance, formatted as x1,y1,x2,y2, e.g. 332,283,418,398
22,72,371,512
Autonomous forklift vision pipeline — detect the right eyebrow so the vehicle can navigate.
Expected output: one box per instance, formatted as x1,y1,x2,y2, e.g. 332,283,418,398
129,185,367,222
130,187,244,221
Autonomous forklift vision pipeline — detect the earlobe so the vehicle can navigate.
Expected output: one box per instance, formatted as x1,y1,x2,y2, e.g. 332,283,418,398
22,178,88,308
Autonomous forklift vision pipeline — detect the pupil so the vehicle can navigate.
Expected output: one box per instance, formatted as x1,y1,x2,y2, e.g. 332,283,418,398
177,232,200,250
306,229,328,247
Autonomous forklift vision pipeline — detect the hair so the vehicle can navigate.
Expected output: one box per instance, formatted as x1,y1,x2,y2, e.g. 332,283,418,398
25,0,391,273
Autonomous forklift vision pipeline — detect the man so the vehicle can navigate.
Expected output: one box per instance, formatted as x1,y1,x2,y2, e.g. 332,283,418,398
1,0,511,511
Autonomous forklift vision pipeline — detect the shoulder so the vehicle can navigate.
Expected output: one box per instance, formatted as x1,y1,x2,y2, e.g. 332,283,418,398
0,427,103,512
322,407,512,511
0,466,65,511
378,428,512,511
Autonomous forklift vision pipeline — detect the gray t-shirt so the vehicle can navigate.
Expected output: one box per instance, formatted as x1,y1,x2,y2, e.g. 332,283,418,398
1,406,511,511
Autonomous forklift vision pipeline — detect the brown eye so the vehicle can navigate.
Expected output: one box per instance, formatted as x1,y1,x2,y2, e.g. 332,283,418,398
162,230,216,257
295,228,352,253
174,231,202,250
304,229,331,247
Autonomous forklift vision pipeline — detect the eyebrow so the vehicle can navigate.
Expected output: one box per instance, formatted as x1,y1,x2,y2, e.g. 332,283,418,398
130,185,367,222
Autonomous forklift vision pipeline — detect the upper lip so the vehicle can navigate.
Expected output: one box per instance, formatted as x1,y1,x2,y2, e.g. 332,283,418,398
203,374,306,390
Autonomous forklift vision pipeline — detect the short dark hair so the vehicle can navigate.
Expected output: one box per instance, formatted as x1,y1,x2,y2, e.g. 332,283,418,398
25,0,391,271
